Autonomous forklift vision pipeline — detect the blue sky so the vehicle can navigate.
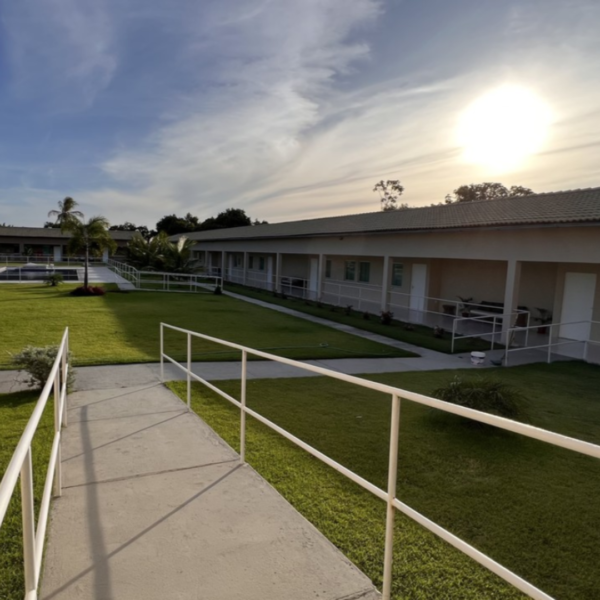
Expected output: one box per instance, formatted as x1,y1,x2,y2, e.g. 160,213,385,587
1,0,599,227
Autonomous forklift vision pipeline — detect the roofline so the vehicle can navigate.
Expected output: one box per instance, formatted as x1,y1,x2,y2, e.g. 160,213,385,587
187,220,600,245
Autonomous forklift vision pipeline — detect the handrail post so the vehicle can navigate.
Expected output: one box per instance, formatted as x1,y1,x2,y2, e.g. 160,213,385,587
491,317,496,351
547,324,553,363
451,318,456,354
62,333,68,428
21,448,37,596
53,371,62,498
186,332,192,412
382,393,401,600
160,324,164,382
240,350,247,463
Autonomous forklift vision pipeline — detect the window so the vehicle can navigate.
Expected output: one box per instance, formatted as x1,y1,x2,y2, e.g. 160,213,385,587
344,261,356,281
259,257,265,271
248,256,254,269
392,263,403,286
233,254,242,268
358,262,370,283
325,259,332,278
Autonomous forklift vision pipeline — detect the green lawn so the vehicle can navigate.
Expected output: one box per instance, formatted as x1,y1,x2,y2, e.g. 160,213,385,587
168,361,600,599
0,391,54,600
0,284,415,368
224,282,495,354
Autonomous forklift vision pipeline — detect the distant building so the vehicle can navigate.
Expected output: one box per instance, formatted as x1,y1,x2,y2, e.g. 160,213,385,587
180,187,600,348
0,227,133,262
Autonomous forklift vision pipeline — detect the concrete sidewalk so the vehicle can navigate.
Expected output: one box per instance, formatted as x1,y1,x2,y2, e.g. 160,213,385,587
40,379,380,600
0,350,476,394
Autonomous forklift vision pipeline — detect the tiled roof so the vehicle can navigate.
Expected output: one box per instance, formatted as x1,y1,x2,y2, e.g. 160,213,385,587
0,227,135,241
182,187,600,242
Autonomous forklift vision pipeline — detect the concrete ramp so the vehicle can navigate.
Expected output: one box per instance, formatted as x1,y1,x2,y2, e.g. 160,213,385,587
41,383,379,600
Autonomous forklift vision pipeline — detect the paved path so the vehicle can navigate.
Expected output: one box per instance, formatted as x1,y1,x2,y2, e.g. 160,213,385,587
40,377,380,600
0,352,476,394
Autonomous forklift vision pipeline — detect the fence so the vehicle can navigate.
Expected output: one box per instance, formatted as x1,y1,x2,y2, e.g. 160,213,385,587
160,322,600,600
0,254,105,267
504,320,600,366
108,259,222,293
450,311,531,354
0,328,69,600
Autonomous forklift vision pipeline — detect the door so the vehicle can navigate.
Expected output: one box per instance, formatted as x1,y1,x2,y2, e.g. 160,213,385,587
409,264,427,322
309,258,319,300
559,272,596,340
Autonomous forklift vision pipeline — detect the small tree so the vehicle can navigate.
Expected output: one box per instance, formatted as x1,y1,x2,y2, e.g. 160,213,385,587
373,180,405,211
62,216,116,288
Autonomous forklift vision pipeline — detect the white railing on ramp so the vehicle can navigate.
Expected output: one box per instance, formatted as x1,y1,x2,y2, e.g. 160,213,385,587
0,328,70,600
160,322,600,600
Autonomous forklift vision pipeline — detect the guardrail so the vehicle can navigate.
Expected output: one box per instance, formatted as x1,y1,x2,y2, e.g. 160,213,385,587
159,322,600,600
505,320,600,366
0,254,106,266
0,328,70,600
109,260,222,293
450,311,531,353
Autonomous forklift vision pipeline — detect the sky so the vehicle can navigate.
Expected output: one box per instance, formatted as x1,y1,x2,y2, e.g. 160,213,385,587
1,0,600,227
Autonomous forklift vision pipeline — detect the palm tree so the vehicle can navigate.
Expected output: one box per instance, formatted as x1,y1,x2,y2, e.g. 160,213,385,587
48,197,84,226
126,231,171,270
163,236,200,273
126,232,199,273
62,216,116,288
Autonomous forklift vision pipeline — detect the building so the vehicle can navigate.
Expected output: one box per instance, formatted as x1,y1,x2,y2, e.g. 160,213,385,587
0,227,134,261
182,187,600,349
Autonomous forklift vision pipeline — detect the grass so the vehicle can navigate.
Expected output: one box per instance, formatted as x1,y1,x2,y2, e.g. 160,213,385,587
225,282,495,354
0,391,54,600
0,284,415,368
168,361,600,599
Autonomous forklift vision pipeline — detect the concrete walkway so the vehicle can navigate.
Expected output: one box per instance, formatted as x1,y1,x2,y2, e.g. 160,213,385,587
40,376,380,600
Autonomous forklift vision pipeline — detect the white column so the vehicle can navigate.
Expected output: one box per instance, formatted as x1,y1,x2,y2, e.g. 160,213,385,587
275,253,282,292
204,250,209,272
317,254,325,301
501,259,522,344
221,250,226,280
243,252,248,286
381,255,390,311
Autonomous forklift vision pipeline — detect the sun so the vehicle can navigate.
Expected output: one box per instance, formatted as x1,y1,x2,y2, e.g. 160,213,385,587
457,86,552,172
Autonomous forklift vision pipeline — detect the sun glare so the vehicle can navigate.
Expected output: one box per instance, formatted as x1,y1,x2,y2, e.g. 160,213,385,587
457,86,552,172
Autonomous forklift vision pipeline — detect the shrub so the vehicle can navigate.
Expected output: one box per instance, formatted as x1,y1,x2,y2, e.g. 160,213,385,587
213,285,222,295
70,286,106,296
363,311,370,320
344,305,353,316
432,376,528,421
44,273,64,287
11,345,75,390
380,310,394,325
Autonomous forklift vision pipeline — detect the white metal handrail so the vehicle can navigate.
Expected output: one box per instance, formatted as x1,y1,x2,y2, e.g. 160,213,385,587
450,311,531,353
0,254,105,266
505,320,600,365
0,328,69,600
108,259,222,293
159,322,600,600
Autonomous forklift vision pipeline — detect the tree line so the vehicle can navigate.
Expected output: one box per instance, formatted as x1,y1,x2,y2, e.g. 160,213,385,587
44,207,267,238
374,180,535,211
